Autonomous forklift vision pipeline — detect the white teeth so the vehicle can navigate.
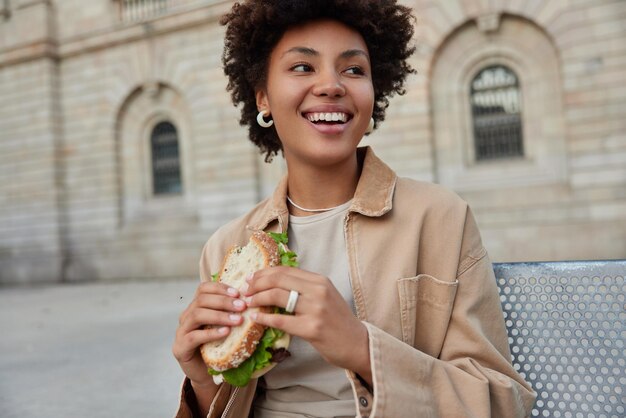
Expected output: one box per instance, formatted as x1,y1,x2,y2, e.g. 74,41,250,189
306,112,348,123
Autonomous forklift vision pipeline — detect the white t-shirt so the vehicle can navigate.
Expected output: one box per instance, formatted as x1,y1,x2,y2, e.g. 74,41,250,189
253,200,356,418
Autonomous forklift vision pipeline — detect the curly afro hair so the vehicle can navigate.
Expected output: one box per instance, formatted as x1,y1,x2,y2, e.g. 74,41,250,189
220,0,416,162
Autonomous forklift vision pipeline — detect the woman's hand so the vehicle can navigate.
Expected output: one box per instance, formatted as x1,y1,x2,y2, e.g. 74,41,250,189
172,281,247,387
242,266,372,384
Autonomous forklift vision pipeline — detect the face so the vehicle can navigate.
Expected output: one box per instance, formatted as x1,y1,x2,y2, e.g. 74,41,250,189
256,19,374,169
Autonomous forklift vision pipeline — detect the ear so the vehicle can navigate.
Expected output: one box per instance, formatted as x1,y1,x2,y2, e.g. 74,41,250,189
256,89,270,113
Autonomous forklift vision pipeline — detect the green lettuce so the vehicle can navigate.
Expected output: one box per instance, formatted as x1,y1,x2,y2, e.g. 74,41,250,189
209,327,285,387
267,231,299,267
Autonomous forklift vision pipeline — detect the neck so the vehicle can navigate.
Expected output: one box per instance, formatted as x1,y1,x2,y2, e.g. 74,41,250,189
285,153,360,217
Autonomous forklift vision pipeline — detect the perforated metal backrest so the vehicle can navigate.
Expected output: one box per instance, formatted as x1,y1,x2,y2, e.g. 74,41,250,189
493,261,626,418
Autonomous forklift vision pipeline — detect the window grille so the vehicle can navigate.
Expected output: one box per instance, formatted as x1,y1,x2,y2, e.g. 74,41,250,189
470,65,524,161
119,0,168,23
151,121,182,195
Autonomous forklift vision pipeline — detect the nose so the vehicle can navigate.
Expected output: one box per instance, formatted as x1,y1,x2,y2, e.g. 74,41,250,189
312,70,346,98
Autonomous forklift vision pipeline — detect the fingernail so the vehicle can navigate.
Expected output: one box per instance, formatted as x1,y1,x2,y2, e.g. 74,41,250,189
250,312,258,321
240,283,249,293
246,273,254,282
229,314,241,322
244,296,252,305
227,287,238,296
218,327,229,334
233,299,245,309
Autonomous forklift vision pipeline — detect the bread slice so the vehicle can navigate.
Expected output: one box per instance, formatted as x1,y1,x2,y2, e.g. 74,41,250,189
200,231,280,372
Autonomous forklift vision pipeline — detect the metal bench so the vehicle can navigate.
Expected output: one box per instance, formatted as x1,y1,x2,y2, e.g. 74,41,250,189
493,260,625,418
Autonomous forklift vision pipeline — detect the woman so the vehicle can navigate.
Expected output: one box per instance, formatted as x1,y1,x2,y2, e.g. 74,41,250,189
173,1,536,417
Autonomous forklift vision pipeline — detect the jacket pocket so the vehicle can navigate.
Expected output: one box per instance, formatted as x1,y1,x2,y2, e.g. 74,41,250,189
397,275,458,358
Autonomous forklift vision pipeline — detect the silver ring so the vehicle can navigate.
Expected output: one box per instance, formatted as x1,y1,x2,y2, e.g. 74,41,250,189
285,290,299,314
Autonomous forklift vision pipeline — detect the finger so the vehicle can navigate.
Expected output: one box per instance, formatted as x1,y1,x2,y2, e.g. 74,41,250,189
245,288,301,312
196,281,240,298
250,311,302,336
179,295,246,326
250,311,323,342
195,293,247,312
179,308,244,333
174,326,231,361
244,266,312,296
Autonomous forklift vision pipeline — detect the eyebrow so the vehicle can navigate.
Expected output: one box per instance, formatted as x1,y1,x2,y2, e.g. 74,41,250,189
281,46,369,60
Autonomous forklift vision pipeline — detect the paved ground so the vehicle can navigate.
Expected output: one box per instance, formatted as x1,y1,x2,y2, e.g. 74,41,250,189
0,278,200,418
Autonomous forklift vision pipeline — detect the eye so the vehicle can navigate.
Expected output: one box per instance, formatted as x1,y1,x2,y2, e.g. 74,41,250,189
291,63,313,72
345,66,365,76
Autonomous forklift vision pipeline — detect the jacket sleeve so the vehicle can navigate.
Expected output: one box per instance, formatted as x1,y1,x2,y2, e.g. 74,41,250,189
173,236,238,418
174,378,233,418
347,214,536,417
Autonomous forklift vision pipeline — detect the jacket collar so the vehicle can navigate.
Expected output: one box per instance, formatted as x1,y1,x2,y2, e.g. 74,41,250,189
250,146,397,231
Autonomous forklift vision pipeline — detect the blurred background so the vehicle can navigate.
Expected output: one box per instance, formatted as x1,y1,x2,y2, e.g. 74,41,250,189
0,1,624,417
1,0,625,285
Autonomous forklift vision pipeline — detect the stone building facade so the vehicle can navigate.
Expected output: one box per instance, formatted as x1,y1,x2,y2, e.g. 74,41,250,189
1,0,624,284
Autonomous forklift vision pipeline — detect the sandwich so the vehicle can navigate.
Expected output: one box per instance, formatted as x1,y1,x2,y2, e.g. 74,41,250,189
201,231,298,387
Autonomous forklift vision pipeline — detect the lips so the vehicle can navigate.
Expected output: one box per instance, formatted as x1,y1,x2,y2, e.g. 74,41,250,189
300,106,354,135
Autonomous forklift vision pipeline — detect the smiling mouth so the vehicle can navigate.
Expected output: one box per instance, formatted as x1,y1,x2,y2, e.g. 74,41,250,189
304,112,352,124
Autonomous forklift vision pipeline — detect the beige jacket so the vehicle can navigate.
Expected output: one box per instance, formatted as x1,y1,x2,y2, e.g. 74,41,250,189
176,147,536,418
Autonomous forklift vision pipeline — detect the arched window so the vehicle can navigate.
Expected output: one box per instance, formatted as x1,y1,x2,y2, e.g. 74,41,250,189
150,121,182,195
470,65,524,161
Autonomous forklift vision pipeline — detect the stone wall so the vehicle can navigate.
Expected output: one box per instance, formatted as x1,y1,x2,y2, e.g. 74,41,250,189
55,0,256,281
399,0,626,261
0,1,65,283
